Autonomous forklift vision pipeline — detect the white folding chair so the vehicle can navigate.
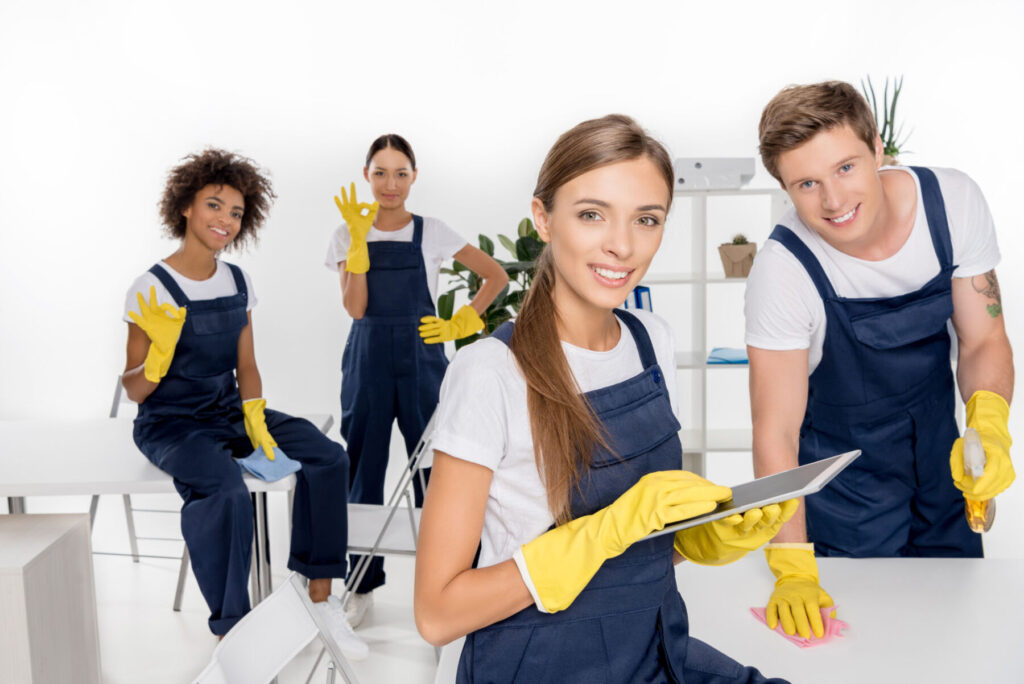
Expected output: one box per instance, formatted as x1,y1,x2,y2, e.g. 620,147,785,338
341,412,435,603
193,573,360,684
301,414,437,683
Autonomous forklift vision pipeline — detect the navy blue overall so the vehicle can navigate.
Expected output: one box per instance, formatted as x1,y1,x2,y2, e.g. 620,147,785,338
456,311,785,684
133,262,351,635
770,166,981,558
340,215,449,593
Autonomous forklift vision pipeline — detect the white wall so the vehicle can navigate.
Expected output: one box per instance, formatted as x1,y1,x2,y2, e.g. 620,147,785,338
2,0,1021,555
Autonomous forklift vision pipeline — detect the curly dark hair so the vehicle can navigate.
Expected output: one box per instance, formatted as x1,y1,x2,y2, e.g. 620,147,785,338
159,148,276,250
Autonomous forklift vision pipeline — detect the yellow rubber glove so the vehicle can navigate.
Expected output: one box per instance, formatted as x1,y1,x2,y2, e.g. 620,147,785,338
950,390,1014,501
418,304,485,344
675,499,799,566
764,543,835,639
242,398,278,461
333,182,379,274
127,286,187,383
521,470,731,613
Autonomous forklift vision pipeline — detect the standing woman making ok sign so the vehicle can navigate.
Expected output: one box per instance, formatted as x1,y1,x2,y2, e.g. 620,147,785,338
325,134,508,623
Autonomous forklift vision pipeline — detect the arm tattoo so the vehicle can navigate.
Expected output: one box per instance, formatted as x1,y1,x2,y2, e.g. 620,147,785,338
971,269,1003,318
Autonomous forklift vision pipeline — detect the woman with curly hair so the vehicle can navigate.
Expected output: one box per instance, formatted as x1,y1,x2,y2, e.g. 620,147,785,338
121,149,367,656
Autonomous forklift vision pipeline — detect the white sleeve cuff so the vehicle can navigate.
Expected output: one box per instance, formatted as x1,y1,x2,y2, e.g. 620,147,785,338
429,432,503,473
512,547,551,614
744,336,811,352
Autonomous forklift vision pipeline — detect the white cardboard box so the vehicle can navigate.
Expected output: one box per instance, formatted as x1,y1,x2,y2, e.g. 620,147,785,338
0,514,101,684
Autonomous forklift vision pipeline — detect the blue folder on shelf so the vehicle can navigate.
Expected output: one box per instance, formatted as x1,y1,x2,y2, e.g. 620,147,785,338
707,347,748,364
237,446,302,482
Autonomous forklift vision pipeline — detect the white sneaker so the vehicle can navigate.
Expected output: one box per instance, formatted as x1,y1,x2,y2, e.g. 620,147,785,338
344,591,374,628
314,596,369,661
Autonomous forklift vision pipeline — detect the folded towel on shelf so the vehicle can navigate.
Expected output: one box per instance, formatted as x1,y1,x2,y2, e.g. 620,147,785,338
707,347,748,364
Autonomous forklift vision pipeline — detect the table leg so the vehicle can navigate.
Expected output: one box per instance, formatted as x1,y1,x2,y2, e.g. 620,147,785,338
7,497,25,514
252,492,273,602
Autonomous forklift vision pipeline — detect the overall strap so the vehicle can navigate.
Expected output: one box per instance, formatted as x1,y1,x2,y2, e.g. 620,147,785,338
613,309,658,369
908,166,954,270
491,320,515,346
769,225,838,301
147,263,191,306
490,314,656,369
224,262,248,298
412,215,424,247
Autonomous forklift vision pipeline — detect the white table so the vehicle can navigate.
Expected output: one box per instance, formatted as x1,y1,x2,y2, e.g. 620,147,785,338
676,556,1023,683
0,416,332,601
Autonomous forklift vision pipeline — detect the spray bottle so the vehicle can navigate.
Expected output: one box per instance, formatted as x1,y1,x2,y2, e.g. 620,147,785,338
962,427,996,533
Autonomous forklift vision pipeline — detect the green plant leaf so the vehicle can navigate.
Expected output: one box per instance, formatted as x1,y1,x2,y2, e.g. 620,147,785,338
455,332,481,350
478,234,495,257
516,236,545,262
498,234,518,258
500,260,531,274
887,77,902,148
489,283,510,310
506,289,526,312
487,308,513,330
437,291,455,320
517,217,534,238
452,260,468,273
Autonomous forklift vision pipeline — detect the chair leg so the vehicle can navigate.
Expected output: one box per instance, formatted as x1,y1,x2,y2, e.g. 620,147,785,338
251,539,260,603
122,494,140,563
326,661,336,684
304,647,326,684
288,487,295,528
89,495,100,530
173,546,190,611
403,490,418,549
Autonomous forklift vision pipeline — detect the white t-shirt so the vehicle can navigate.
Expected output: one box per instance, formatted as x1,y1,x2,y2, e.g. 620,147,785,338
744,166,1000,373
123,260,256,323
323,216,469,306
429,309,678,610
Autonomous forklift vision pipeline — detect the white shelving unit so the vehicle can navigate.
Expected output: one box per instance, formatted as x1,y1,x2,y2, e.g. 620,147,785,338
643,187,791,476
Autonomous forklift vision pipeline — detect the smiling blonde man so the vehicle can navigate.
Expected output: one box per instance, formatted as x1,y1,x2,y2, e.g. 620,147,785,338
745,81,1014,640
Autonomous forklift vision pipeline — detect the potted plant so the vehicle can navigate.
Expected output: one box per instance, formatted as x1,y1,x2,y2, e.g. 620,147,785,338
437,218,545,349
718,233,757,278
861,75,911,166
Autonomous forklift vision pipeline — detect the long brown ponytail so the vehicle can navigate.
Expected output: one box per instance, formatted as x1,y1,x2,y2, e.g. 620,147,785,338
510,114,674,523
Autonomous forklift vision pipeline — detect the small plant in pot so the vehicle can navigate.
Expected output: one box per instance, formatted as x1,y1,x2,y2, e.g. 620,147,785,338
718,234,757,278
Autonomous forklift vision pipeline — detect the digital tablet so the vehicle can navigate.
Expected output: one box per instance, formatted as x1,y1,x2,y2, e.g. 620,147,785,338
644,450,861,540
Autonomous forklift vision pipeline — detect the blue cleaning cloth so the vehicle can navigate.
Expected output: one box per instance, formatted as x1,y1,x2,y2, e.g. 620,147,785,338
237,446,301,482
707,347,749,364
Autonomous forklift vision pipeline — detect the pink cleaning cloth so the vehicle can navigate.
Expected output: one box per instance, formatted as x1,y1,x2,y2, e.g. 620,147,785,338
750,606,849,648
